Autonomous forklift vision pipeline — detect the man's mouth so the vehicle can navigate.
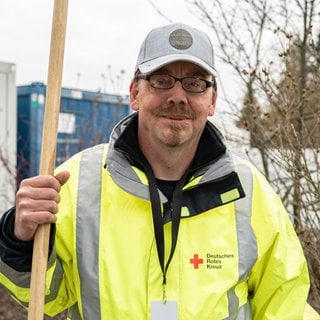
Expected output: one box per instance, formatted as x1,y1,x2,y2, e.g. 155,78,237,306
162,114,191,121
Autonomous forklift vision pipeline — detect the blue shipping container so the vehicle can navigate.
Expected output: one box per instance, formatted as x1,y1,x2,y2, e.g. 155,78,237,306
17,82,130,181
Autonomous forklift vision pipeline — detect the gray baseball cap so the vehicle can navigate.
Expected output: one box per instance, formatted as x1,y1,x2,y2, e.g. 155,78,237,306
135,23,217,76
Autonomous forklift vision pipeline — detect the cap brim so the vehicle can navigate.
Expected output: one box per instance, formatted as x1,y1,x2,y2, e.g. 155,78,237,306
137,54,217,76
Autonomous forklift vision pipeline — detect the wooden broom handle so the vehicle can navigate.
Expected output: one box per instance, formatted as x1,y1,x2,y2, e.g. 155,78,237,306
28,1,68,319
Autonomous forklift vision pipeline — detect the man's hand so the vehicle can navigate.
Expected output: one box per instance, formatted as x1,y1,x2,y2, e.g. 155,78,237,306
14,171,70,241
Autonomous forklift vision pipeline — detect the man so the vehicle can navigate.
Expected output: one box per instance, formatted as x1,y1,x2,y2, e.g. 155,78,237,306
0,23,319,319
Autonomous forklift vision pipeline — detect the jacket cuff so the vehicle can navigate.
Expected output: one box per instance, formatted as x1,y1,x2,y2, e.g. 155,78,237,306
0,207,55,272
2,207,34,248
0,207,33,271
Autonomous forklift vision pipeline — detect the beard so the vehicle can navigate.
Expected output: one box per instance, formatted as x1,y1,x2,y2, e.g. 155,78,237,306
150,105,196,147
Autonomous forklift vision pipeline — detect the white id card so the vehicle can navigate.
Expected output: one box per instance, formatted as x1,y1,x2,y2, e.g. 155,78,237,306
151,301,178,320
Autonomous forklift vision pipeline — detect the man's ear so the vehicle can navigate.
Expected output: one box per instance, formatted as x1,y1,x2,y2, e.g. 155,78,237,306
130,79,139,111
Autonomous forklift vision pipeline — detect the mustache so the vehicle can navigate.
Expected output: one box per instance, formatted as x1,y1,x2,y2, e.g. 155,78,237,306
154,105,195,119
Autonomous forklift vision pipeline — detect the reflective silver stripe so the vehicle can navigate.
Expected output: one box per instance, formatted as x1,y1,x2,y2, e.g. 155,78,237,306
236,302,252,320
225,159,257,319
0,251,64,308
223,301,252,320
226,288,239,319
0,259,31,288
235,162,258,279
76,144,105,319
44,252,65,304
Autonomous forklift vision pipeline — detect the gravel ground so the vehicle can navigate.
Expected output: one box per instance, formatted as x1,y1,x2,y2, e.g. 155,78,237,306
0,284,67,320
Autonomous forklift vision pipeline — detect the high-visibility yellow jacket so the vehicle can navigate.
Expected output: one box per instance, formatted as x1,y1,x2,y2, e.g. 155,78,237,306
0,113,319,319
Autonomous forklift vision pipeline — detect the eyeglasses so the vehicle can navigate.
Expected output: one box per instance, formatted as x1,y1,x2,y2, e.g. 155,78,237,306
135,74,215,93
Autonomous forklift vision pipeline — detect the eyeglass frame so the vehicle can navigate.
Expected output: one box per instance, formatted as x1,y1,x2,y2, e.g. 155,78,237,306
135,73,216,93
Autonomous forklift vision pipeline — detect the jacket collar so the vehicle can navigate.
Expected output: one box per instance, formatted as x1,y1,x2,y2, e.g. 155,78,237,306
106,112,238,201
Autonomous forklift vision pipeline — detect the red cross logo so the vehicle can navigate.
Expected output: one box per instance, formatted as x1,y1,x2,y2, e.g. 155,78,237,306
190,254,203,269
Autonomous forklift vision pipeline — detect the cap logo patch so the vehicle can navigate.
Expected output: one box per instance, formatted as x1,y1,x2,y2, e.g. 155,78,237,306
169,29,193,50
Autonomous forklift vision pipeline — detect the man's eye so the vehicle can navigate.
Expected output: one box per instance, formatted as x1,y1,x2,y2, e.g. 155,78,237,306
156,77,167,85
151,75,171,87
186,79,200,87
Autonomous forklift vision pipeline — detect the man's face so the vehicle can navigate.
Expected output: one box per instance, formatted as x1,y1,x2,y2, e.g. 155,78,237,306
130,61,217,149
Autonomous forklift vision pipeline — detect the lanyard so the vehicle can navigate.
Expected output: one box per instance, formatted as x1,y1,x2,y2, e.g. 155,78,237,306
148,173,187,303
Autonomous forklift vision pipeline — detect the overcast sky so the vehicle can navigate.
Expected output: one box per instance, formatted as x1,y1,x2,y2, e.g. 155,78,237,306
0,0,212,94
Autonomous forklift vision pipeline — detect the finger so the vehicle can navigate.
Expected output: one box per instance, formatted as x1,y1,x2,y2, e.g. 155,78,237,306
54,170,70,187
18,198,60,215
14,209,57,242
16,184,61,203
19,175,62,192
18,209,58,224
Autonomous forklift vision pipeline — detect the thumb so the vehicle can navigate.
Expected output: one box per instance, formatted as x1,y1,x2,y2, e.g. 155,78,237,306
55,170,70,186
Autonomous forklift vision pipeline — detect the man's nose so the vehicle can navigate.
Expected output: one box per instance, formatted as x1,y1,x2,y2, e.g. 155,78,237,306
167,80,188,104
